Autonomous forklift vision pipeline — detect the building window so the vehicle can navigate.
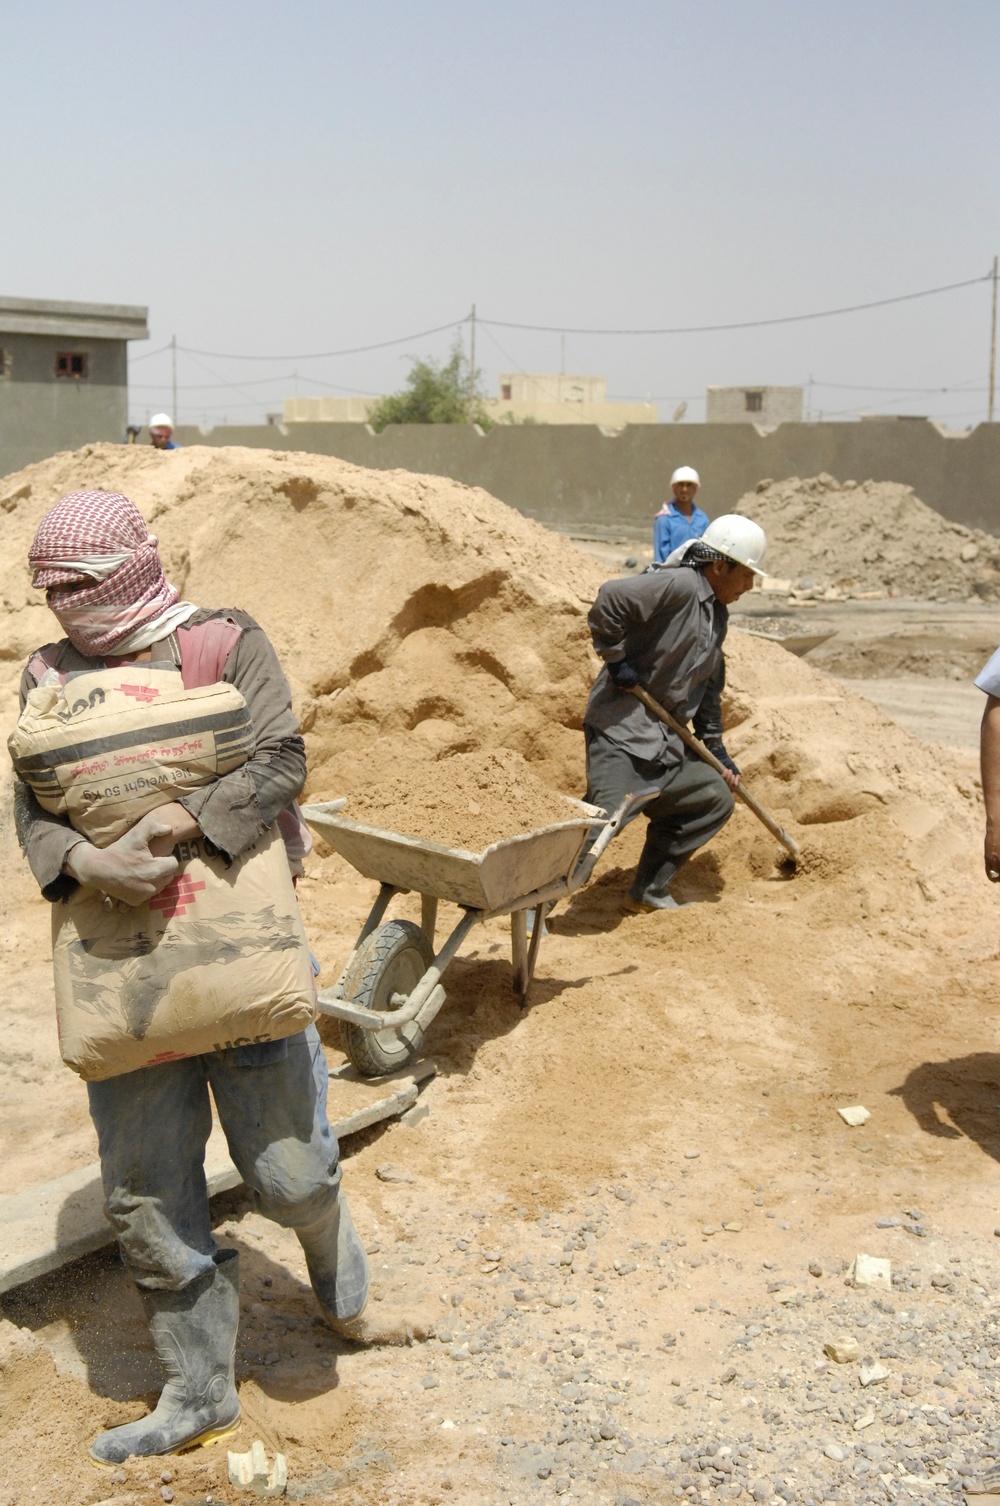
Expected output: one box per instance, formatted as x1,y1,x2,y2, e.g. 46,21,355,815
501,383,512,401
744,390,763,413
56,351,89,379
0,349,9,378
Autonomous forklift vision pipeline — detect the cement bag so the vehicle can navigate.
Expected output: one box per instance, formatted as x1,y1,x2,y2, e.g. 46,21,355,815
52,823,317,1081
9,663,254,847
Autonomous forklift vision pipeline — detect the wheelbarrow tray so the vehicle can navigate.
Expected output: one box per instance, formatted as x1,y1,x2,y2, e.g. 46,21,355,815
301,801,597,912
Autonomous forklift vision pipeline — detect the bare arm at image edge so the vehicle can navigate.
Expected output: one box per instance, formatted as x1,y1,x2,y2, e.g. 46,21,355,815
981,694,1000,880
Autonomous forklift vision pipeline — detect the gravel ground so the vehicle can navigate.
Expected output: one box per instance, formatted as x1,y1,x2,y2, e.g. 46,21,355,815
355,1177,1000,1505
4,1114,1000,1505
225,1160,1000,1505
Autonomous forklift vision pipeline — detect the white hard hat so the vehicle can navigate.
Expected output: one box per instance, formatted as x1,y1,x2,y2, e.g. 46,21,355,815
670,466,700,486
702,514,768,576
149,413,173,430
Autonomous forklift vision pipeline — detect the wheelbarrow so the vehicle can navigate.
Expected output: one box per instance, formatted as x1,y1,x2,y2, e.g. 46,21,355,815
300,790,653,1077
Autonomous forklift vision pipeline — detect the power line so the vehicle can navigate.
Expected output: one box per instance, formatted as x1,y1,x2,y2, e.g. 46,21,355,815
124,271,991,370
293,373,382,396
182,348,273,405
128,341,174,364
808,377,985,394
131,373,298,391
174,318,467,363
479,273,991,337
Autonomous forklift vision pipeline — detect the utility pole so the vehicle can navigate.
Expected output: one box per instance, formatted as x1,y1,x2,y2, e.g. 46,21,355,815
468,304,476,410
990,256,998,423
171,334,178,424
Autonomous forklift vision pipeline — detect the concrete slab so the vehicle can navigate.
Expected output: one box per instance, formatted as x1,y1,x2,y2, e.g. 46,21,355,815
0,1059,435,1295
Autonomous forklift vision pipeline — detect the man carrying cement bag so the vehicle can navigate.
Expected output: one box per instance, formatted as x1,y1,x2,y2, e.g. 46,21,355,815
584,514,766,912
13,490,422,1467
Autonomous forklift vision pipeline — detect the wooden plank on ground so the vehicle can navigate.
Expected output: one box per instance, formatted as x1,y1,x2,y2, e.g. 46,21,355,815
0,1059,435,1295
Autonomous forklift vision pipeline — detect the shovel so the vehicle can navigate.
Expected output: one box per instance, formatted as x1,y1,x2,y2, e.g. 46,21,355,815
628,683,800,865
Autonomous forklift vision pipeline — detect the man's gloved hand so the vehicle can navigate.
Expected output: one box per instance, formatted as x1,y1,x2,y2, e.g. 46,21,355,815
705,741,740,789
607,659,641,689
64,812,182,907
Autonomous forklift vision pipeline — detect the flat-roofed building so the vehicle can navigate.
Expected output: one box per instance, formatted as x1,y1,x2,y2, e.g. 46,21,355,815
0,295,148,478
284,394,379,424
282,374,658,428
706,385,803,425
489,373,657,427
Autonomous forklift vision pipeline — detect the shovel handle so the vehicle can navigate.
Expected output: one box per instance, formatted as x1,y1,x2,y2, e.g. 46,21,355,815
628,684,800,862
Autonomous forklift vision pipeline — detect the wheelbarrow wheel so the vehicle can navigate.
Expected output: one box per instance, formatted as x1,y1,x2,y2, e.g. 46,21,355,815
339,919,434,1077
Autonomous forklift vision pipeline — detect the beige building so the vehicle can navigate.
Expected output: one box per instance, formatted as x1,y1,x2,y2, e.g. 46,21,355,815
283,373,658,428
487,373,657,427
706,385,803,425
284,395,377,423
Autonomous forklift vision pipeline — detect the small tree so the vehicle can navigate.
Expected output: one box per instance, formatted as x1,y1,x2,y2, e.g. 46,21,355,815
368,342,492,431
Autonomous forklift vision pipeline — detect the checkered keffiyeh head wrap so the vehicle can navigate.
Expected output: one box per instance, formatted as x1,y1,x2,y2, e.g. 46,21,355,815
29,490,179,657
681,539,726,569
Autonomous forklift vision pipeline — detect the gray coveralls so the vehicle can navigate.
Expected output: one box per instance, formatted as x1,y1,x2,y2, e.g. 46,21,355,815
584,565,735,906
14,608,341,1291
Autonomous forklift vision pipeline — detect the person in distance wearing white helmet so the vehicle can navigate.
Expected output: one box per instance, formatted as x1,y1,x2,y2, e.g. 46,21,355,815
148,413,179,451
584,514,767,913
653,465,709,563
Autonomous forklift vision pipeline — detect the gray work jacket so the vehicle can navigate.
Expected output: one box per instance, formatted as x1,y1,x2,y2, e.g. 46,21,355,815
583,566,727,766
14,607,306,903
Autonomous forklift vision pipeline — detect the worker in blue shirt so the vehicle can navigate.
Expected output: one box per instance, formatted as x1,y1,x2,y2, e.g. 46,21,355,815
149,413,180,450
653,466,710,563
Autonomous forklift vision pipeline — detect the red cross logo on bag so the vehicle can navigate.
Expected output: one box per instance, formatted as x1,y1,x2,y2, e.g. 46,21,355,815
149,876,207,918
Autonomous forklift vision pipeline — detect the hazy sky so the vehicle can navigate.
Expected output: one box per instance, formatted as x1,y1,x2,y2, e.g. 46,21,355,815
4,1,999,427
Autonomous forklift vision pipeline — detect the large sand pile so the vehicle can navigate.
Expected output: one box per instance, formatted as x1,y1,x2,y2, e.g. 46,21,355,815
0,444,599,800
735,472,1000,600
0,443,985,904
0,444,981,867
2,445,999,1497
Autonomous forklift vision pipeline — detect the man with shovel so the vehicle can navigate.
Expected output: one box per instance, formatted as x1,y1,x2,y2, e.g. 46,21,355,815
584,514,767,912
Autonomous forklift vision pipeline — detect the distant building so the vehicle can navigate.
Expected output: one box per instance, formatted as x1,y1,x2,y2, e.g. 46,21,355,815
488,373,656,427
282,374,657,428
0,295,148,479
284,395,378,424
706,385,803,425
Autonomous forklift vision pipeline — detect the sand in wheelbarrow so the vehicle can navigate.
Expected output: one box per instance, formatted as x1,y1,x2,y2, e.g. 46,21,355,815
342,747,582,850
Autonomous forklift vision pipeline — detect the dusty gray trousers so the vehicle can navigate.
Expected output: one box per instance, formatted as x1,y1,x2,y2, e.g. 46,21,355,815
584,727,735,903
88,1024,341,1291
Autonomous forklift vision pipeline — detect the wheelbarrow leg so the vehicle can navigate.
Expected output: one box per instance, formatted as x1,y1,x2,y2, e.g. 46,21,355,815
511,909,528,1000
523,904,547,1007
421,894,438,950
511,905,547,1008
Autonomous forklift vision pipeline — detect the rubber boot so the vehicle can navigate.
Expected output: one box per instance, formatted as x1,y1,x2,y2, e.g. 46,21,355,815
295,1190,370,1327
297,1191,436,1346
623,892,680,913
90,1249,241,1467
